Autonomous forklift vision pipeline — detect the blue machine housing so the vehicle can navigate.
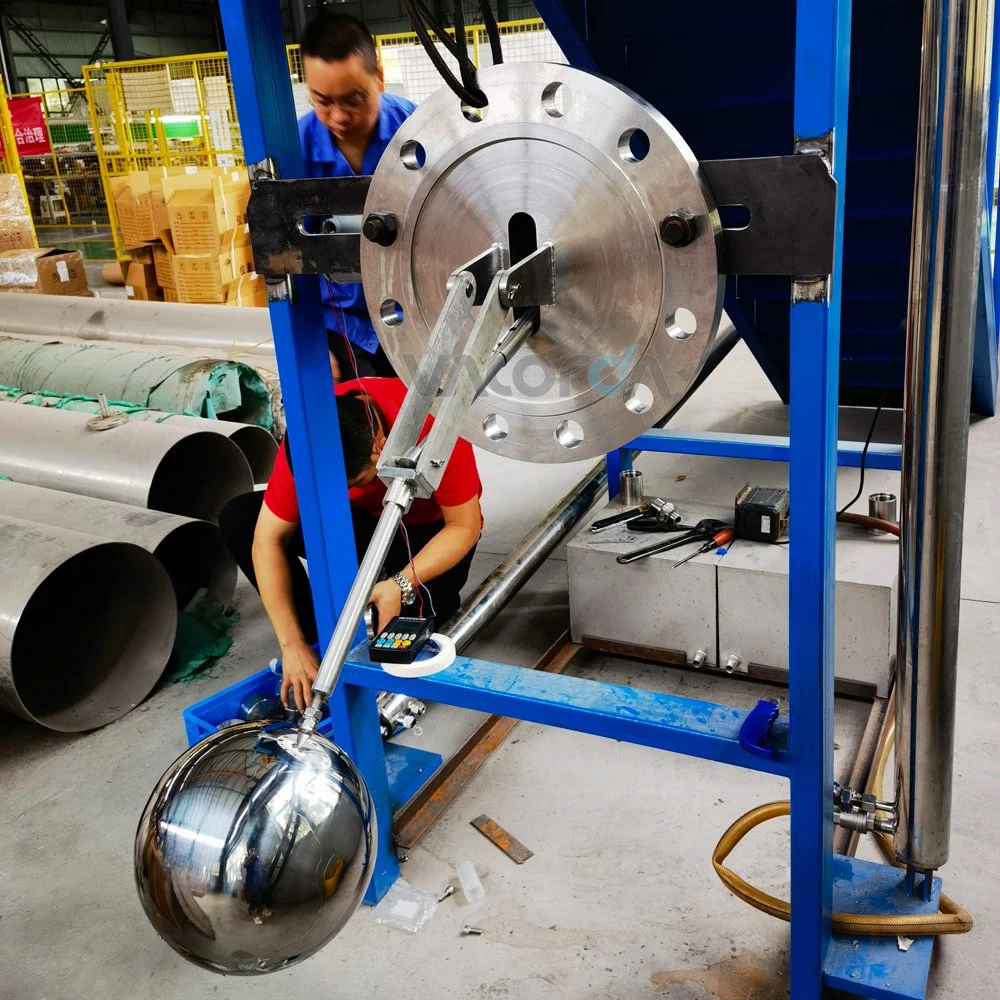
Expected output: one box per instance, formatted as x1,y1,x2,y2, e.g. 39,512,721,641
534,0,1000,414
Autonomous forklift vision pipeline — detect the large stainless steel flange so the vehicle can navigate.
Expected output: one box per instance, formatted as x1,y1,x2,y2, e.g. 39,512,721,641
361,62,724,463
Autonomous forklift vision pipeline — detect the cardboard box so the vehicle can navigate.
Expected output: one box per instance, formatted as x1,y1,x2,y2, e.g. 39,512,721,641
127,283,164,302
148,165,204,234
0,248,88,295
225,272,268,307
164,170,249,254
163,286,179,303
171,228,254,304
124,260,159,301
111,172,156,247
153,240,174,288
128,243,155,265
0,173,29,215
0,216,35,252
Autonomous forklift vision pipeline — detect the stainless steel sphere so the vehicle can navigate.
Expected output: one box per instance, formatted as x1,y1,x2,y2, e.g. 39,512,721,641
134,721,376,974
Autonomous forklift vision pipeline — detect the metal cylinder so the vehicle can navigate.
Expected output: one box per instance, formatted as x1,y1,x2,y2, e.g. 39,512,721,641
0,404,254,522
0,293,275,360
0,514,177,731
0,479,237,608
894,0,992,872
0,396,277,483
619,470,644,507
0,336,274,426
868,492,898,535
311,491,408,700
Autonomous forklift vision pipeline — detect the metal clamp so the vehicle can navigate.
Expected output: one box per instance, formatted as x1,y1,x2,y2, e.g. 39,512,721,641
738,699,779,758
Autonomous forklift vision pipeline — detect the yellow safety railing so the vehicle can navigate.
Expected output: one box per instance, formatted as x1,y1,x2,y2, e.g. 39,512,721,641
0,74,37,247
90,19,563,257
83,52,243,258
8,86,109,232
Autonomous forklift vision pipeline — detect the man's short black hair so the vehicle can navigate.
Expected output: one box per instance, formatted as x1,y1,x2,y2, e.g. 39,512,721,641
336,394,377,481
301,10,378,74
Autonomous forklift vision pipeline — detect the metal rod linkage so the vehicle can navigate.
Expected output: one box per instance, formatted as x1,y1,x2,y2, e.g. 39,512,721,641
895,0,992,875
303,480,412,731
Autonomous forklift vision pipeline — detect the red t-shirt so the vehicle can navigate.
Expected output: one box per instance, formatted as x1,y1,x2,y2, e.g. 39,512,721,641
264,377,482,526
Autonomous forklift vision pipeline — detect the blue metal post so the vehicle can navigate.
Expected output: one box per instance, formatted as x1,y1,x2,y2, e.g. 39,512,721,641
218,0,399,901
789,0,852,994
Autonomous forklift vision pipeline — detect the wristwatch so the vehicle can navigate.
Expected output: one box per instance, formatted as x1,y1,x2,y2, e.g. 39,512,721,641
393,572,417,607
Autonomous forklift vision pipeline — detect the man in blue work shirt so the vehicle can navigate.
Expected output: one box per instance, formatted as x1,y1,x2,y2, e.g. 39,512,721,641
298,11,416,379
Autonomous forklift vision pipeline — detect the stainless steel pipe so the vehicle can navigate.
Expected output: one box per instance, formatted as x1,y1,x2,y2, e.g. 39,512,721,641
0,405,254,522
0,336,274,425
301,483,410,735
0,293,275,360
0,480,237,608
894,0,992,873
0,397,277,483
0,514,177,731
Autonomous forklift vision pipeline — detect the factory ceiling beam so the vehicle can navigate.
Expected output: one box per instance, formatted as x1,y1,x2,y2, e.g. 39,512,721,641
4,9,78,84
106,0,135,61
288,0,308,43
0,4,19,90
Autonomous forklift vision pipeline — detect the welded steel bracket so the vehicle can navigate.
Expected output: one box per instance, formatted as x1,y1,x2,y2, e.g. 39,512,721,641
247,175,371,281
701,154,836,276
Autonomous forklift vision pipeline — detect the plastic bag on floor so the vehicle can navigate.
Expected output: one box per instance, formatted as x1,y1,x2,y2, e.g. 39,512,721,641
373,878,438,933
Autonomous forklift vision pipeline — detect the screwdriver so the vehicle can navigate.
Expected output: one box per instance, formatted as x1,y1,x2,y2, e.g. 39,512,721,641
671,528,735,569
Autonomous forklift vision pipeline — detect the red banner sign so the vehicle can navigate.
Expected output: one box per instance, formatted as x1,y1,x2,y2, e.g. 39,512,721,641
8,97,51,156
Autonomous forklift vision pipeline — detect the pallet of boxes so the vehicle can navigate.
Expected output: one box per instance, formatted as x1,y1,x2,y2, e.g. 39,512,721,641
110,167,267,306
0,173,90,297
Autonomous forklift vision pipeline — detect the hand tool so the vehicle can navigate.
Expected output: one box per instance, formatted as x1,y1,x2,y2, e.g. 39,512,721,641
589,497,677,533
616,518,728,564
672,527,735,569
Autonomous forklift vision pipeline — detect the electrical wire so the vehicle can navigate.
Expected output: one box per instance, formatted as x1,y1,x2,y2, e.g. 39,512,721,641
478,0,503,65
323,275,378,437
400,519,439,621
402,0,487,106
838,326,906,516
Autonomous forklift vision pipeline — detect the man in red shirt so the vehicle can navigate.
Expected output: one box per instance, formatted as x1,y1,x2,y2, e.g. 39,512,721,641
219,377,483,711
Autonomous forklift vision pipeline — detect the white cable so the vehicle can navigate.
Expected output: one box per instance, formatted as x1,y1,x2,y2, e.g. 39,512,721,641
378,634,456,678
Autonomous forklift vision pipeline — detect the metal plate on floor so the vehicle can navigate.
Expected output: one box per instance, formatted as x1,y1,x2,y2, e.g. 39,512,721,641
471,814,534,863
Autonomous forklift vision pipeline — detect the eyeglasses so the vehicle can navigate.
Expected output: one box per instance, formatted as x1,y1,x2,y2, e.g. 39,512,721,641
309,89,371,113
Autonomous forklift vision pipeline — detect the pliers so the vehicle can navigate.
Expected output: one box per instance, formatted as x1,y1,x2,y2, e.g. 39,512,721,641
589,497,680,533
616,518,729,564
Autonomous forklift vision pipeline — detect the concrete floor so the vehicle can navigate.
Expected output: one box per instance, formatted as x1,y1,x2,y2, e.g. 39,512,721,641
2,341,999,999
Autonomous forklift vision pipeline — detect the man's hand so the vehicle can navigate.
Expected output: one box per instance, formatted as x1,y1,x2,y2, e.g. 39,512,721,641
370,579,403,633
280,640,320,711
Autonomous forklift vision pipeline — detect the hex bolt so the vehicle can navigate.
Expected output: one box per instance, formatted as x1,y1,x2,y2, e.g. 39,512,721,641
461,924,484,936
659,211,697,247
691,649,707,669
724,653,741,674
438,885,456,903
362,212,398,247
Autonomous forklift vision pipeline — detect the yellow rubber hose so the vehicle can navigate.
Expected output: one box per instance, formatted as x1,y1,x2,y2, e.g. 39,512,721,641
714,515,972,934
712,722,973,936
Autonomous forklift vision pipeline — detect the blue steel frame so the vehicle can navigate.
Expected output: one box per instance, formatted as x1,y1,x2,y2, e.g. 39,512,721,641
220,2,932,996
